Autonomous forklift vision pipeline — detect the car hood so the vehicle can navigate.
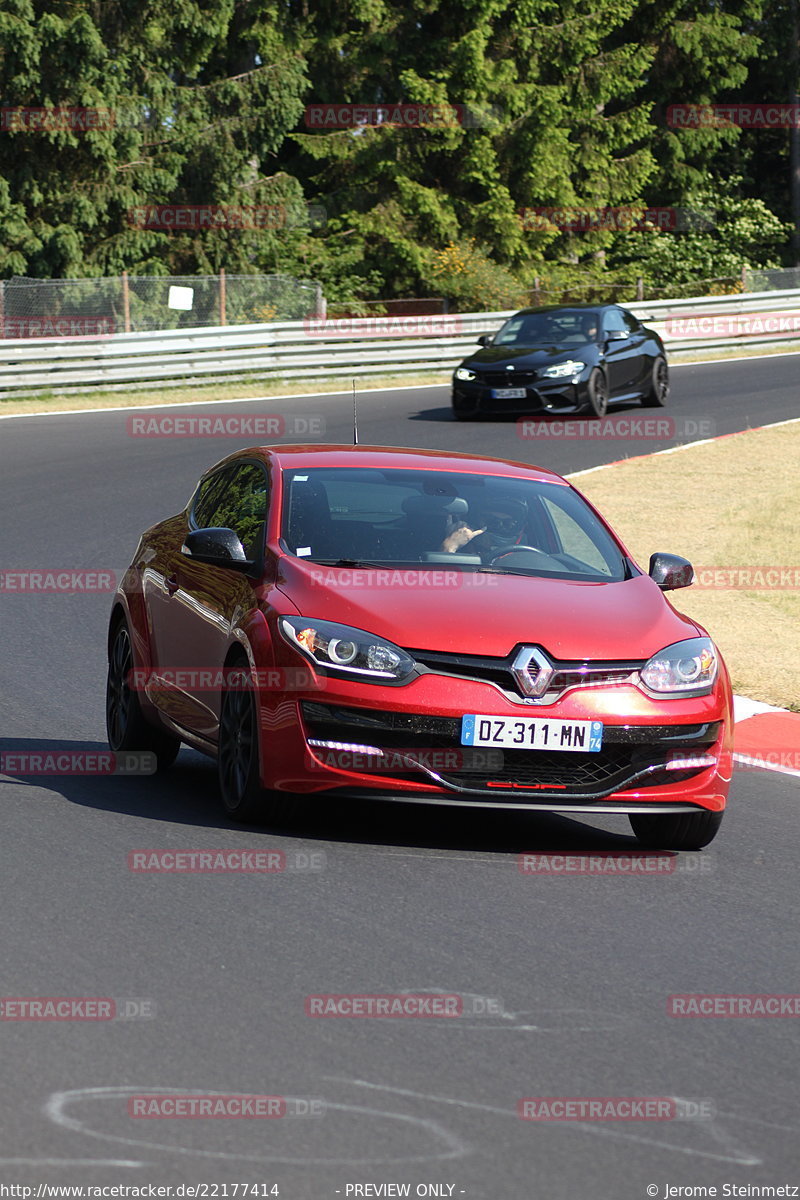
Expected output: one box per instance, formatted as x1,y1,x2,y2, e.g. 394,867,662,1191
462,345,594,367
275,559,699,661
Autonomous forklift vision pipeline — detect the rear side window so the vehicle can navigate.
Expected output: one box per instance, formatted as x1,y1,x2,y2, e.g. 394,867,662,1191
193,463,269,560
192,469,231,529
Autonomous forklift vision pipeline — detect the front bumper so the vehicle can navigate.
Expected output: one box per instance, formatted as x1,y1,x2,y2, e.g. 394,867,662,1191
258,668,732,814
452,373,590,416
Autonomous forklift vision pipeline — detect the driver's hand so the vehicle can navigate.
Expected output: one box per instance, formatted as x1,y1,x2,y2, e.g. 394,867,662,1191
441,525,485,553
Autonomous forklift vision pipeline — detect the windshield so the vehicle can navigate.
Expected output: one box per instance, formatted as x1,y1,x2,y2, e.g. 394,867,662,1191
280,468,627,582
493,309,600,347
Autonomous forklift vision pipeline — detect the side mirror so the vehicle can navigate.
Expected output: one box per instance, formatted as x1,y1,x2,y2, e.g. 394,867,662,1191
649,553,694,591
476,333,493,347
182,527,253,570
605,329,629,342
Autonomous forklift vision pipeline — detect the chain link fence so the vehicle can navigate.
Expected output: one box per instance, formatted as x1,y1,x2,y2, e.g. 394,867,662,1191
0,273,323,337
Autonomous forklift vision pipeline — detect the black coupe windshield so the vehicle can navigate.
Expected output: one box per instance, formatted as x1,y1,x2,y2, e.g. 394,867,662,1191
493,309,600,347
281,467,627,582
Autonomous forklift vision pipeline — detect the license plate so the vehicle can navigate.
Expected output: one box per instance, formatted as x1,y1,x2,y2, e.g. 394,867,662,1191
461,714,603,752
490,387,527,399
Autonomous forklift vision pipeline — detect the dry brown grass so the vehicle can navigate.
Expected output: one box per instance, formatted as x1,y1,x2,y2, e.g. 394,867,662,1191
0,372,453,416
571,420,800,710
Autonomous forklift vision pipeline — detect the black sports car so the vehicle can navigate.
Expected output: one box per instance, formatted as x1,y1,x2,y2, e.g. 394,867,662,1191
451,304,669,420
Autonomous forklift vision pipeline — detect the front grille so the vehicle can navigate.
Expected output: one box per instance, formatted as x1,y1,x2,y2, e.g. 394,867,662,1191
301,702,721,801
411,647,644,705
479,371,538,386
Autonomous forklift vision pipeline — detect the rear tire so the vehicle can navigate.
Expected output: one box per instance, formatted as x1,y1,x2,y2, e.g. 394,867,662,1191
585,369,608,418
641,356,669,407
217,662,291,824
629,809,723,850
106,620,181,770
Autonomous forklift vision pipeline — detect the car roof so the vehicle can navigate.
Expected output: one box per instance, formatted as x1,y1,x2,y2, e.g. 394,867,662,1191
209,444,567,486
508,304,616,316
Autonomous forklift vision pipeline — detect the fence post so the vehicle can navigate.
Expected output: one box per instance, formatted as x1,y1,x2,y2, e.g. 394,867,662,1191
533,276,540,305
740,264,747,292
122,271,131,333
314,283,326,320
219,268,227,326
636,276,644,301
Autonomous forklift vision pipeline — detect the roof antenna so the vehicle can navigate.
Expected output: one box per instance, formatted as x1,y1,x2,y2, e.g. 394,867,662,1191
352,378,359,445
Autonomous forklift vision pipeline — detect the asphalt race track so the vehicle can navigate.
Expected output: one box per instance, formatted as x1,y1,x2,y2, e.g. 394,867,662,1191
0,354,798,1195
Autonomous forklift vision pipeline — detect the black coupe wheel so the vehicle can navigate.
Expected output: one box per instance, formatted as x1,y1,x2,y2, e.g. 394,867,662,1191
218,666,290,824
106,620,181,770
585,369,608,418
629,809,723,851
451,393,476,421
641,356,669,407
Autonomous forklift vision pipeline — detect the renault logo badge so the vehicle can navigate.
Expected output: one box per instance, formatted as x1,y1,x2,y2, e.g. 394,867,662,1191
511,647,554,698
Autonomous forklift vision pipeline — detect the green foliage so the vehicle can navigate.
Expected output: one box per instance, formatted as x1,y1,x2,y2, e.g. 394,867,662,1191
610,178,789,286
0,0,792,301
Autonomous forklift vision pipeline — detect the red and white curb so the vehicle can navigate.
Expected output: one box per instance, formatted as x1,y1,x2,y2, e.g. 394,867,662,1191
733,695,800,779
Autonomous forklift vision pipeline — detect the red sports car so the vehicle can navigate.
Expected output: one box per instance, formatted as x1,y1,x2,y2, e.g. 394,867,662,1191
106,445,732,849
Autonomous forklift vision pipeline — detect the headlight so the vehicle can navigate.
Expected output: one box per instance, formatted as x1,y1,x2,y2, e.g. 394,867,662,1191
639,637,718,697
279,617,416,682
454,367,477,381
541,359,586,378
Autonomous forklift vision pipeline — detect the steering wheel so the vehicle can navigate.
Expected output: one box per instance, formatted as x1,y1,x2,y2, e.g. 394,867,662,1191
488,545,555,567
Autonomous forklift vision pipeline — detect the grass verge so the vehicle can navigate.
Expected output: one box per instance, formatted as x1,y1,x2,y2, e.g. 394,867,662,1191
571,420,800,711
0,372,453,416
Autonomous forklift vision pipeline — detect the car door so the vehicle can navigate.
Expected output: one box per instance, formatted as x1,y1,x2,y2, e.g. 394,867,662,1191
153,460,269,741
600,307,647,397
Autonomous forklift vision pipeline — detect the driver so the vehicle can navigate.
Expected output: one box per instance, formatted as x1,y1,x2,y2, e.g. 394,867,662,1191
441,498,528,555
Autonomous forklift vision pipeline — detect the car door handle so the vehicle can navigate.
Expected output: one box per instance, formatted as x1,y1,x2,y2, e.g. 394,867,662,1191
165,574,180,596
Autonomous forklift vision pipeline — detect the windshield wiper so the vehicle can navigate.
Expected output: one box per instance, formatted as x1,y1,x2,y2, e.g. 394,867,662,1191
307,558,416,568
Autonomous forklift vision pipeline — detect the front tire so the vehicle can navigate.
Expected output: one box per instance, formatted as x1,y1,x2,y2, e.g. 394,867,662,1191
217,666,290,824
629,809,723,850
641,356,669,407
106,620,181,770
585,369,608,418
452,393,477,421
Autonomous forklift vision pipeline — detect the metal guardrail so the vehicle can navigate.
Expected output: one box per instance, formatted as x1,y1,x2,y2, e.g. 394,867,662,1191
2,288,800,397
